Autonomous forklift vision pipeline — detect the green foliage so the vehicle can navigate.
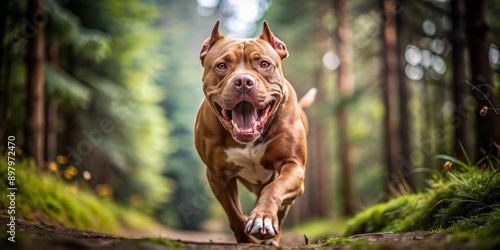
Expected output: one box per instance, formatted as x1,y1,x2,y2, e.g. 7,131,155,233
324,237,394,250
345,157,500,239
44,64,91,108
292,218,348,240
447,208,500,249
345,194,425,235
325,237,359,245
3,0,173,213
44,0,111,61
151,0,212,230
55,0,170,210
0,158,157,233
134,237,184,247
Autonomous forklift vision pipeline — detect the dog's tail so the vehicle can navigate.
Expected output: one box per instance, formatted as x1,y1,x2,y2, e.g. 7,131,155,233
298,88,317,109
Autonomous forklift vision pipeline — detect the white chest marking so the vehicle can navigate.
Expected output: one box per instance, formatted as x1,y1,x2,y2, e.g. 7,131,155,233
224,142,274,184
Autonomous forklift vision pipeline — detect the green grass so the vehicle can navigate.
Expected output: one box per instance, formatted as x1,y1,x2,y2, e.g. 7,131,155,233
291,217,348,240
134,237,185,247
325,237,359,245
0,157,157,234
344,157,500,247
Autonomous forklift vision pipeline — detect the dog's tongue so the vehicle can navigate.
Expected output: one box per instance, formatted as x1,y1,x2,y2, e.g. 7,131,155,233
232,101,257,132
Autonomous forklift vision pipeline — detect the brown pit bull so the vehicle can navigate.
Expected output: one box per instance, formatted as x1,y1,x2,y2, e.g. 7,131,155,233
195,20,316,245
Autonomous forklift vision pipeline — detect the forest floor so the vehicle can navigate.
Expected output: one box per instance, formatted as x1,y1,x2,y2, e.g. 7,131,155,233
0,218,476,250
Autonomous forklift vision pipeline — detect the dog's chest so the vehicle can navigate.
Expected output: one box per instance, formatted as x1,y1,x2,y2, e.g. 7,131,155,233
224,143,274,184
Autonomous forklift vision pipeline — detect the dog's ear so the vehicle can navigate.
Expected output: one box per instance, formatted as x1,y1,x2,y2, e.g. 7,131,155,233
258,21,288,60
200,20,225,66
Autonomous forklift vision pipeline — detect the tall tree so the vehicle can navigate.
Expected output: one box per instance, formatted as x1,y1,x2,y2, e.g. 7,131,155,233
381,0,402,194
45,42,58,162
0,0,9,148
264,1,331,224
25,0,46,168
465,0,500,161
395,0,413,189
300,0,331,221
333,0,357,215
451,0,471,160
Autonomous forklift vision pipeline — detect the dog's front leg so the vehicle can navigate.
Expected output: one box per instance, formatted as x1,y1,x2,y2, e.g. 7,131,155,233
244,161,305,242
206,170,257,243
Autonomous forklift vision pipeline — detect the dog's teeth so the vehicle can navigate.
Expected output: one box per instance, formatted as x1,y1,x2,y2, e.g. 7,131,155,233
231,120,240,133
252,121,260,132
222,109,228,118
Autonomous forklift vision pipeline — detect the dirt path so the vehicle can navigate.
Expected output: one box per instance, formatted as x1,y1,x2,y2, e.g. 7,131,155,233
0,218,476,249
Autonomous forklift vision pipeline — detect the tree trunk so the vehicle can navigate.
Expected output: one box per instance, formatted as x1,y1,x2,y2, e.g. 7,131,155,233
465,0,500,162
333,0,357,216
0,0,9,148
313,0,331,220
1,63,10,151
395,0,413,189
301,67,329,221
45,43,59,162
0,0,6,83
25,0,45,168
381,0,402,194
451,0,471,160
288,1,331,224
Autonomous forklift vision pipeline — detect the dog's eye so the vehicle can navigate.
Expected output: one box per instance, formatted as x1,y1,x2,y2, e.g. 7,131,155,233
260,61,271,68
216,63,227,70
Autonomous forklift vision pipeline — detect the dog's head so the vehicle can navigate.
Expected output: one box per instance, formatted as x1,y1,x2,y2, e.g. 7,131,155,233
199,20,289,144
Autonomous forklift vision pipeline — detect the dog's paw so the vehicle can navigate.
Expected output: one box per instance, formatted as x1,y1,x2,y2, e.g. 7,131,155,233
244,216,278,240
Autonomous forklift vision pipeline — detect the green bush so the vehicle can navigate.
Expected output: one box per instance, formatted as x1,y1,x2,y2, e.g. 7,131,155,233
346,162,500,237
0,158,156,233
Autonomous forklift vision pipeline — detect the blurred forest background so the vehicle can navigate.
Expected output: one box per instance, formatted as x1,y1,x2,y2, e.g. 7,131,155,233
1,0,499,233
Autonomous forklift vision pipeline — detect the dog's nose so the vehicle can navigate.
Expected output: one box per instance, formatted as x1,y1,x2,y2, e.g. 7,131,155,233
233,74,256,92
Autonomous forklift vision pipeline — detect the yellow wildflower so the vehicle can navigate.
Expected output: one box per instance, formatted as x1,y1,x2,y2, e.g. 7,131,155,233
65,185,78,194
96,184,113,198
48,162,58,172
444,161,453,169
63,166,78,180
56,155,67,164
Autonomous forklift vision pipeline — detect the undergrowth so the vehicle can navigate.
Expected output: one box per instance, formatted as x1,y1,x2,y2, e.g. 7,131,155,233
133,237,185,247
0,157,156,234
345,153,500,241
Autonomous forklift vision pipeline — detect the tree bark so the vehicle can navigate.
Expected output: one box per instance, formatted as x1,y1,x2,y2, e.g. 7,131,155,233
381,0,402,194
465,0,500,162
333,0,357,216
0,0,6,82
288,0,331,225
395,0,413,189
312,0,331,220
0,0,9,148
25,0,45,168
451,0,471,160
45,43,59,162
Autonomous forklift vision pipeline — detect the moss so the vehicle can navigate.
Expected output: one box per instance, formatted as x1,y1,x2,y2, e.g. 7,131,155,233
345,194,426,235
448,209,500,249
136,237,185,247
474,208,500,238
324,237,379,250
292,218,347,240
0,157,155,234
345,167,500,238
325,237,355,245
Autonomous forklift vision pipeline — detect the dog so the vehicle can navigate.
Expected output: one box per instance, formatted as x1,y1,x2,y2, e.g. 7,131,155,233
195,20,316,245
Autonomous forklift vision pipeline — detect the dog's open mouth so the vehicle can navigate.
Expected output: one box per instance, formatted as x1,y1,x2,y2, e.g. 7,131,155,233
214,100,275,143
